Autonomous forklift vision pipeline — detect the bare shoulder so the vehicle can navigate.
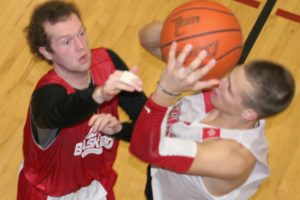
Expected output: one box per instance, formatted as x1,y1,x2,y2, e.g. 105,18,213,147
198,139,257,196
212,138,256,175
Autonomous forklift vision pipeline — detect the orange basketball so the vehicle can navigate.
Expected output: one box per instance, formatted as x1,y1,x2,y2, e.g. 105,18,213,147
160,0,243,80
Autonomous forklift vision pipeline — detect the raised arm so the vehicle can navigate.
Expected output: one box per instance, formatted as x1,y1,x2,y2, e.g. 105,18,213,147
130,42,220,172
130,42,255,195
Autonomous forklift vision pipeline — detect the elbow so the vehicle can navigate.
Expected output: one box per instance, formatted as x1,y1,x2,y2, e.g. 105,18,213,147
226,148,256,179
129,142,140,158
129,135,157,163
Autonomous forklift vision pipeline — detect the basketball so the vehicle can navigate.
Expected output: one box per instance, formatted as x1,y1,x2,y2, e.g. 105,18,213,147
160,0,243,80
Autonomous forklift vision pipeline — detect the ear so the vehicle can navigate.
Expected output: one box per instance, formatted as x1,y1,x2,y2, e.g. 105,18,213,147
38,47,53,60
241,108,258,121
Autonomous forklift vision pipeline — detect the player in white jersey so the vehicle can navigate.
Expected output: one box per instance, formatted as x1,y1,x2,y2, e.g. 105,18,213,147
130,28,295,199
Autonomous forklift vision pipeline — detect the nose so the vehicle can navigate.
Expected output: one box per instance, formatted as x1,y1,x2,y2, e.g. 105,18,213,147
74,36,84,50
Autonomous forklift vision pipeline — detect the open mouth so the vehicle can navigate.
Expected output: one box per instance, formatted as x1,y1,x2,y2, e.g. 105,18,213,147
79,54,88,64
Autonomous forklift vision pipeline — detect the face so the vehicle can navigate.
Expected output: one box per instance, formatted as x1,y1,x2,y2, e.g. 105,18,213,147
210,65,255,118
41,13,91,75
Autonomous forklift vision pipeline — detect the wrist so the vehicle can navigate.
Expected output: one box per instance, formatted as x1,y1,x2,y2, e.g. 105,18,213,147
151,87,178,107
157,81,181,96
92,87,105,104
153,81,181,106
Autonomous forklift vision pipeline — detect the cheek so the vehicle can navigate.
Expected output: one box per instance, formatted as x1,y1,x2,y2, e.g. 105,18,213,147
57,46,72,56
56,48,75,61
216,92,233,109
52,52,74,67
217,88,229,102
83,38,89,47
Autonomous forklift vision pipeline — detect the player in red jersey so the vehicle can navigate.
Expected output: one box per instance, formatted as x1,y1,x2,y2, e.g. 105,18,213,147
18,1,146,199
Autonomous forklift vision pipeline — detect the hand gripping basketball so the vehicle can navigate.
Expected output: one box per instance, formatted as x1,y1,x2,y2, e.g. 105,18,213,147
160,0,243,80
158,42,220,96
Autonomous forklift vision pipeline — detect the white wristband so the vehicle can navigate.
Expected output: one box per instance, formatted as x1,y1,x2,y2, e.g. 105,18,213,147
159,137,197,157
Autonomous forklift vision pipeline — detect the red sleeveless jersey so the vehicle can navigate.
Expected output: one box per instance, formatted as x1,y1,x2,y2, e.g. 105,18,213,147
20,48,119,199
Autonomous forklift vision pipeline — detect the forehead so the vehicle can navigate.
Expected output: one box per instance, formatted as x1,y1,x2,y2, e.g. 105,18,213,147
230,65,254,95
43,13,82,40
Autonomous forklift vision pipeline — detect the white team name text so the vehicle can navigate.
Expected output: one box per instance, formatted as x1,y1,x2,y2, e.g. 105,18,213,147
74,128,114,157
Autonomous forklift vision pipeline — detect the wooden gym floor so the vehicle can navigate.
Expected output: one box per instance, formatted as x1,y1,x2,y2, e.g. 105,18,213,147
0,0,299,199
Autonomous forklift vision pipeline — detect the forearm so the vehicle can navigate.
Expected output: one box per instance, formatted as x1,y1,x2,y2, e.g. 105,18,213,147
119,90,147,122
130,98,168,160
32,85,100,128
113,90,147,142
130,98,196,173
111,122,133,142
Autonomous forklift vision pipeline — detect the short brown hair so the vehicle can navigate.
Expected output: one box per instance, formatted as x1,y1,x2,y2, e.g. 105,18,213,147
242,60,295,118
25,0,81,61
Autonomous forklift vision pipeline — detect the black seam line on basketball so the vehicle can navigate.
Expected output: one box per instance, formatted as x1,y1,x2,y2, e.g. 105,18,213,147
216,46,242,61
166,7,234,22
238,0,277,64
160,29,241,49
198,46,243,67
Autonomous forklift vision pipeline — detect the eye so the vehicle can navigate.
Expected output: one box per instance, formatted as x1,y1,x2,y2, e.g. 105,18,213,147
63,38,71,45
79,30,86,37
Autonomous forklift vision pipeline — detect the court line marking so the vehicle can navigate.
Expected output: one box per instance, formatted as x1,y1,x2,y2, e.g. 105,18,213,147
234,0,260,9
275,8,300,23
238,0,277,64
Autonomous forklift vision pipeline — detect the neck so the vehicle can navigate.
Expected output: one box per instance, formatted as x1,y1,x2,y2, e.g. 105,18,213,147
53,65,91,90
202,109,257,130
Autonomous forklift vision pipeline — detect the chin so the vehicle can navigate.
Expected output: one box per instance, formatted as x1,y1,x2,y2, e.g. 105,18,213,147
81,61,91,71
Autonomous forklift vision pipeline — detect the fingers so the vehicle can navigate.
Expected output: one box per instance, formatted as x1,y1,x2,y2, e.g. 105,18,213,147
102,70,143,101
104,117,122,134
130,65,139,74
88,114,111,132
88,114,122,134
188,59,217,82
160,42,219,94
168,42,177,62
188,50,208,71
193,79,220,91
179,44,217,80
119,71,142,91
176,44,193,67
198,59,217,77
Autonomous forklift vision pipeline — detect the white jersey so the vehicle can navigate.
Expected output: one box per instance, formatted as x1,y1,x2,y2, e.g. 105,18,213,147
151,93,269,200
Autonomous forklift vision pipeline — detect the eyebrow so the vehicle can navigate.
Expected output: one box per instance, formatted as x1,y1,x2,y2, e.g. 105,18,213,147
54,25,85,41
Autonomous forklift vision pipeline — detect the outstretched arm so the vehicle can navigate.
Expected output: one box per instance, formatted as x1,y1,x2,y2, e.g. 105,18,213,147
130,42,220,172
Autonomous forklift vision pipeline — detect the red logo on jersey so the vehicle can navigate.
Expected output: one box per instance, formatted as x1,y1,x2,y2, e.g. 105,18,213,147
202,128,220,140
166,101,182,137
